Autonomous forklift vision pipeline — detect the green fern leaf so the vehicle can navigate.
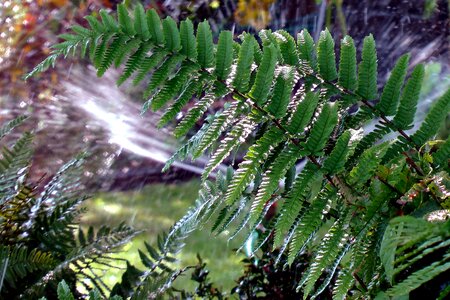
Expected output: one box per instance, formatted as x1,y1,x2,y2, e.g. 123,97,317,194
273,162,321,249
249,44,277,105
113,38,141,68
392,64,424,129
317,29,337,81
143,55,183,99
348,142,388,187
250,144,304,225
149,62,198,111
287,186,336,266
117,43,152,85
302,102,339,155
433,138,450,169
267,66,295,118
224,126,285,206
351,124,391,161
93,33,114,69
146,9,165,45
173,91,216,138
162,17,181,52
297,29,316,71
338,35,357,91
215,30,234,80
85,15,105,33
274,30,298,66
286,91,320,134
387,255,450,297
57,280,75,300
196,21,214,68
376,53,410,116
322,130,352,175
99,9,118,32
132,50,167,86
117,4,135,36
332,268,355,300
134,3,150,41
202,112,262,180
411,88,450,145
233,34,255,92
162,119,210,172
300,213,351,299
357,34,378,100
192,101,243,158
98,35,129,76
0,116,27,141
158,76,204,128
179,19,197,60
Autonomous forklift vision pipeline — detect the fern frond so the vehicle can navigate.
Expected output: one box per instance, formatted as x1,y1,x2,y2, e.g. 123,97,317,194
224,126,285,206
173,90,217,138
251,144,304,225
317,29,337,81
410,88,450,145
113,38,142,68
132,50,167,86
149,61,198,111
322,130,352,175
267,66,295,118
116,43,152,85
287,186,336,266
0,132,33,200
286,91,319,134
146,9,164,45
303,221,351,299
179,19,197,60
274,30,298,66
162,17,181,52
348,142,388,187
214,30,234,80
143,54,183,100
249,44,277,105
117,4,135,36
2,246,55,289
392,64,425,129
351,124,391,161
387,254,450,297
97,35,128,76
433,138,450,169
297,29,316,71
134,4,150,41
332,268,355,300
0,116,27,141
338,36,357,91
196,21,214,68
302,102,339,156
99,9,118,32
357,34,378,100
202,110,264,180
233,34,255,92
273,162,321,248
375,54,410,116
192,101,243,159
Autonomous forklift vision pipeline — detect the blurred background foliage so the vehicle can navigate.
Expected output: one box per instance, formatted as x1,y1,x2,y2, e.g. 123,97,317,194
0,0,448,296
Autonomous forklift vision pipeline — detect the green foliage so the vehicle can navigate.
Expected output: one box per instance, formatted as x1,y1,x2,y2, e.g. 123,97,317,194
0,117,139,299
28,6,450,298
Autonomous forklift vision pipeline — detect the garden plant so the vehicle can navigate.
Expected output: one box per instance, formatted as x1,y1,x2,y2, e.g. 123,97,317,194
18,3,450,299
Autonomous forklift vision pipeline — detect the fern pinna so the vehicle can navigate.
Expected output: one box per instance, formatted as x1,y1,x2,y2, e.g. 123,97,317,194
28,4,450,299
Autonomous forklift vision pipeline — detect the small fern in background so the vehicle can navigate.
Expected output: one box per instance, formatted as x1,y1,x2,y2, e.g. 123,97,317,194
28,4,450,299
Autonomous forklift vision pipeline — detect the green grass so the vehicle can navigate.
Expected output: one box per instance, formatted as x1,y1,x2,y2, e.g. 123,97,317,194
81,179,244,295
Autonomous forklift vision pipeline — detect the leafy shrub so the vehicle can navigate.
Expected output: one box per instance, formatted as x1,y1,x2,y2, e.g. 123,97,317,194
28,4,450,299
